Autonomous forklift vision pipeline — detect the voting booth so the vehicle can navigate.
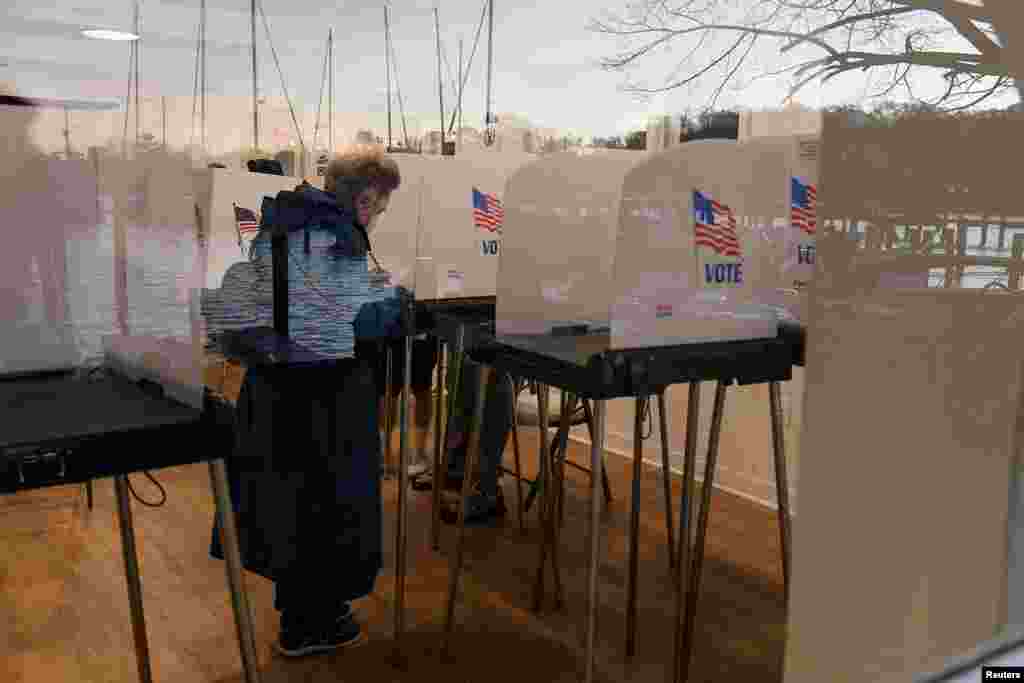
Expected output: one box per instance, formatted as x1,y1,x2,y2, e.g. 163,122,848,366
96,155,207,410
610,139,792,349
371,150,534,301
496,145,781,351
732,134,820,324
0,151,206,410
0,158,97,377
495,150,638,341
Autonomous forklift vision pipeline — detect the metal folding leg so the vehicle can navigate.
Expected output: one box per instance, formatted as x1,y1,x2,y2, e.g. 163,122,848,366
393,334,414,656
768,382,793,600
625,396,645,658
675,381,728,683
583,399,607,683
508,376,526,534
551,392,577,542
430,337,448,551
671,383,701,683
432,327,466,551
657,393,676,570
524,396,612,519
442,364,493,657
383,346,396,479
581,399,615,506
532,386,567,612
208,460,262,683
113,475,154,683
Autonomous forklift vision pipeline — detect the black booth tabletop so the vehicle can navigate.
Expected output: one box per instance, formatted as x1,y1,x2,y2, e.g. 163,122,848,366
429,312,794,400
0,372,233,493
418,297,805,373
778,320,806,367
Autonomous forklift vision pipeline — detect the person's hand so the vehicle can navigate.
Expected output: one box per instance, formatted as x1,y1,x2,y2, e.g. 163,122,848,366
369,266,392,284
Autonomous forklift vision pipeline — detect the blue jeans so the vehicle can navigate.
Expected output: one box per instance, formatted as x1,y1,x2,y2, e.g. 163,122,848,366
446,358,513,499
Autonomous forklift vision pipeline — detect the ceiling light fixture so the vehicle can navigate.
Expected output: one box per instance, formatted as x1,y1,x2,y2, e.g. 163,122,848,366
81,28,139,41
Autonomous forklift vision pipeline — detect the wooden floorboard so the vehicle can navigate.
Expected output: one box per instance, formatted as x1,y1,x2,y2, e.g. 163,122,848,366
0,427,787,683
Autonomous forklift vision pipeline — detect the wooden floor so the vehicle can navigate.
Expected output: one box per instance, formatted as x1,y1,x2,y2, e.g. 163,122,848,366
0,428,788,683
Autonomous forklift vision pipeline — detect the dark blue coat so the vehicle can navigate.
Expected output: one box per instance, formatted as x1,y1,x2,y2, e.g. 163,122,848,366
209,185,405,593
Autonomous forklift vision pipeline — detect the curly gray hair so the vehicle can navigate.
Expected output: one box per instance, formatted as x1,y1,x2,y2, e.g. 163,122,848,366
323,147,401,211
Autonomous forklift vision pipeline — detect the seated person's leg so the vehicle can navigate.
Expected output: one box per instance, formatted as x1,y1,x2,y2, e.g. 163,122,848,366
443,358,514,522
409,337,438,475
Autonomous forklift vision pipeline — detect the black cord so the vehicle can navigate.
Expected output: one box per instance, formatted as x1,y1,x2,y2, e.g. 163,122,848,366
639,396,654,441
78,365,169,507
127,471,168,507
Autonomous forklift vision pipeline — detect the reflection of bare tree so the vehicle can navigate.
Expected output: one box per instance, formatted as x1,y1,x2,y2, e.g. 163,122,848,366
590,0,1020,111
821,109,1024,289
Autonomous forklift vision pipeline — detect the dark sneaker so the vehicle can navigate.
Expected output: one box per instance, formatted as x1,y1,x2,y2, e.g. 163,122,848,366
440,489,507,526
275,615,363,658
336,601,364,624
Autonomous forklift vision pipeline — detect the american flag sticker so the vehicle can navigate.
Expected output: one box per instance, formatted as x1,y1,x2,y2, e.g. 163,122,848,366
791,177,817,235
234,205,260,236
693,190,740,257
693,190,744,288
472,187,504,234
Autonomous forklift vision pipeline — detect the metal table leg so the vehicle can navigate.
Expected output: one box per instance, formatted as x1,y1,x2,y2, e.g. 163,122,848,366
768,381,793,600
433,327,466,551
430,338,448,551
672,383,701,683
113,475,153,683
208,460,262,683
442,364,493,657
533,387,567,612
584,399,607,683
532,386,553,611
554,394,576,529
657,392,676,570
582,399,614,506
509,376,526,534
676,381,728,683
393,334,414,656
552,396,570,598
524,395,583,522
383,346,395,479
625,396,645,658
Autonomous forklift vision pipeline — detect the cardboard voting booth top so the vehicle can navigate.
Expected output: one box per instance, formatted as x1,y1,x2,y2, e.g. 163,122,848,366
495,143,794,356
370,150,534,301
0,154,206,410
495,150,639,348
783,111,1024,683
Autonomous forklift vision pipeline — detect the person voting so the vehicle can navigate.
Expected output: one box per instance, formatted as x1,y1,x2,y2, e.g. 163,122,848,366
207,148,414,659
